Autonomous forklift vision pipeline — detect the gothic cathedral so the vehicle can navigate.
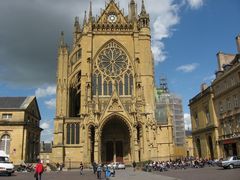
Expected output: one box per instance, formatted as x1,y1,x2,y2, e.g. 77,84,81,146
52,0,174,167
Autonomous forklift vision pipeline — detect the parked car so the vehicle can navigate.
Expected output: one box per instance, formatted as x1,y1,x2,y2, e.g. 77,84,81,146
107,162,125,169
0,151,14,176
217,156,240,169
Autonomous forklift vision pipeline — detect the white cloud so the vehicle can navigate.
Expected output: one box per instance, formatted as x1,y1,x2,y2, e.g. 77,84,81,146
184,113,192,130
186,0,204,9
44,98,56,109
151,0,180,63
35,85,56,98
40,122,50,129
176,63,199,73
41,128,54,142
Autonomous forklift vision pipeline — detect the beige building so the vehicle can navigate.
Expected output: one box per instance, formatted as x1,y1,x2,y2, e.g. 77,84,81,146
185,132,194,157
189,35,240,159
0,96,42,164
212,35,240,158
189,85,219,159
52,0,174,167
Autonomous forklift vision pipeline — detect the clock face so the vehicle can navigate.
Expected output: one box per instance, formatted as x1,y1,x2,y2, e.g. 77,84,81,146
108,14,117,23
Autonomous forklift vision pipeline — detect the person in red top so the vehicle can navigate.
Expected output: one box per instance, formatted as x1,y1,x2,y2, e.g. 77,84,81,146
35,159,44,180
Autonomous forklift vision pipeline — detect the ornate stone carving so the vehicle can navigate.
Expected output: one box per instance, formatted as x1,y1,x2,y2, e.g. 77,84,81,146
108,98,122,111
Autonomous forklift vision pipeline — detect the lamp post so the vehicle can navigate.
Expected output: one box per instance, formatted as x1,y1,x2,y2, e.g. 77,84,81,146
69,158,71,170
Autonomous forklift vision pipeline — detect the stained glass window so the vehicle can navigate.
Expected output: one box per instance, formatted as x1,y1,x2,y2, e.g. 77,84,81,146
124,74,129,95
98,42,128,77
104,81,108,95
71,124,75,144
130,74,133,95
98,75,102,95
109,81,113,95
76,124,80,144
119,81,123,95
67,124,71,144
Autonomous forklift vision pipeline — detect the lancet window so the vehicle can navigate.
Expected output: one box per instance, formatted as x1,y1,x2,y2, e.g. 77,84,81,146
69,72,81,117
66,123,80,144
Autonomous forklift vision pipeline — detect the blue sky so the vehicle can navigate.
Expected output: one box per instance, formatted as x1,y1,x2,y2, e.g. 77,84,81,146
0,0,240,141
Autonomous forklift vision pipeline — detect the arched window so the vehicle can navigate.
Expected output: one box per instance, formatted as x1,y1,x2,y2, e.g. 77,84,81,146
76,124,80,144
98,75,102,95
0,135,10,155
66,123,80,145
109,81,112,95
119,81,123,95
130,74,133,95
124,74,129,95
67,124,71,144
104,81,108,95
71,124,75,144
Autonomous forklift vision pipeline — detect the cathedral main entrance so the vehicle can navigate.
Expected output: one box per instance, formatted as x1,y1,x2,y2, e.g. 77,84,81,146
100,115,131,163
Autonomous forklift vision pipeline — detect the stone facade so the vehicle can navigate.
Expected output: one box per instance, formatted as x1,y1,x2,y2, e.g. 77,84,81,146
189,86,220,159
189,35,240,159
0,96,42,164
52,0,174,167
212,35,240,158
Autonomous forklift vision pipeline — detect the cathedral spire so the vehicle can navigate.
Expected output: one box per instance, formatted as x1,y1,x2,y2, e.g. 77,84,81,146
83,11,87,26
73,17,81,47
88,0,93,23
139,0,149,28
59,31,66,48
74,16,81,32
141,0,146,15
129,0,136,22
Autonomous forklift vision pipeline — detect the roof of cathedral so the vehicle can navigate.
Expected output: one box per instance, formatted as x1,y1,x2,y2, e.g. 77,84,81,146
0,96,35,109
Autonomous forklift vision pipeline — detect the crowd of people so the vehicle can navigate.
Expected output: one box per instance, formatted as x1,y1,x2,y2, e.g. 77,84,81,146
92,162,115,179
143,157,216,172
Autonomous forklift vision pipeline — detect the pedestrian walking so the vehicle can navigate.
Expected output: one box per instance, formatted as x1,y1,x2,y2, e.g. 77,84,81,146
92,161,97,174
97,164,102,179
80,162,83,175
132,161,136,171
34,159,44,180
105,167,111,180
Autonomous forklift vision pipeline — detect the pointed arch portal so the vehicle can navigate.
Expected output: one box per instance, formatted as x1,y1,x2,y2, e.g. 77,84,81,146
100,115,131,163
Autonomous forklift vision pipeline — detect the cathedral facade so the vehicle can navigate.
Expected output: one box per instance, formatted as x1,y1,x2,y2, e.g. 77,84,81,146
52,0,174,167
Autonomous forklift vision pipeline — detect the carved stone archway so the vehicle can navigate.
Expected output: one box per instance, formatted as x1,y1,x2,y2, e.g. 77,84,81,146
100,115,131,164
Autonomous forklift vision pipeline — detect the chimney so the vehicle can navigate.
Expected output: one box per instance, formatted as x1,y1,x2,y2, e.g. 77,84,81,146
236,34,240,53
201,83,208,92
216,51,224,71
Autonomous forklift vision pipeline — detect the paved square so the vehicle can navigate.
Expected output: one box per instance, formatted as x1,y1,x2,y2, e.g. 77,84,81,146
0,167,239,180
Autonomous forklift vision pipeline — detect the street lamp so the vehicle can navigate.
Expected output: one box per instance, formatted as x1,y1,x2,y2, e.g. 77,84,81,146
69,158,71,170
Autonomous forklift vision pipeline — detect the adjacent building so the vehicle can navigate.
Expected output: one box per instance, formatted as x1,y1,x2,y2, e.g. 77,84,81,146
40,141,52,164
52,0,174,167
189,35,240,159
155,78,186,159
0,96,42,164
212,36,240,158
189,85,219,159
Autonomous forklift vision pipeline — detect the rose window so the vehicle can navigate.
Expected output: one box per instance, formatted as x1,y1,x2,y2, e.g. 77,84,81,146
98,44,128,77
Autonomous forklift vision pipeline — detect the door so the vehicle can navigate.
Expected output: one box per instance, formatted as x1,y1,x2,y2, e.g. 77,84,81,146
116,141,123,162
106,141,114,163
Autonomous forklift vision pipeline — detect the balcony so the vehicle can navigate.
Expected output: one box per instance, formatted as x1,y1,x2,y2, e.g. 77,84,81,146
218,131,240,141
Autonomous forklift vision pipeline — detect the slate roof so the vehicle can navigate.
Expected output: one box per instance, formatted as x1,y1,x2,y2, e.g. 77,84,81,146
0,97,28,109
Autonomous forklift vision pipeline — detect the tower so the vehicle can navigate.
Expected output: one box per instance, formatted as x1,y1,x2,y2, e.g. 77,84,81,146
52,0,173,166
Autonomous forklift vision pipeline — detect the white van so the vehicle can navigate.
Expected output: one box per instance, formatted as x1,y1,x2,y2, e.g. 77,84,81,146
0,151,14,176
